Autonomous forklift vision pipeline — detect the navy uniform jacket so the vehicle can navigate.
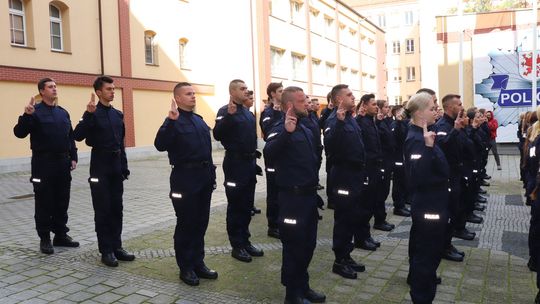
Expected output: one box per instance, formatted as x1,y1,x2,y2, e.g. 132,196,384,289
324,111,366,192
404,124,449,216
356,114,382,163
391,119,409,163
260,105,284,141
433,114,462,172
263,119,318,188
14,102,77,162
379,117,395,160
460,127,481,180
302,111,322,151
73,102,128,176
319,107,332,130
154,109,215,191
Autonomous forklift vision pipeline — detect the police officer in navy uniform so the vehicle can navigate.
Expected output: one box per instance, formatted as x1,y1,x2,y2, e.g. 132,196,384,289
260,82,284,239
154,82,218,286
14,78,80,254
320,93,335,209
213,79,264,262
264,86,326,304
324,84,367,280
74,76,134,267
429,91,467,262
390,105,411,216
404,92,449,304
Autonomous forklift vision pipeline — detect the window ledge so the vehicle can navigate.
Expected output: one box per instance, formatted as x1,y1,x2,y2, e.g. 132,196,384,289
405,51,414,54
51,49,72,55
11,44,35,50
406,79,416,82
180,67,192,71
146,63,159,67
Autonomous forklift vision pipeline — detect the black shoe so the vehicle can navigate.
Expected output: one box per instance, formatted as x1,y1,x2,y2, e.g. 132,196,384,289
304,288,326,303
536,291,540,304
529,257,537,272
332,261,357,279
476,196,487,203
114,248,135,261
252,207,261,214
101,253,119,267
367,237,381,247
245,244,264,257
40,239,54,254
436,276,442,284
442,249,464,262
231,248,252,262
481,180,490,187
268,227,280,239
53,234,79,247
327,202,335,210
393,207,411,217
478,188,487,194
449,245,465,257
342,257,365,272
316,183,325,190
453,229,476,241
194,264,218,279
484,174,492,180
373,221,395,231
355,240,377,251
466,213,484,224
180,270,199,286
474,203,486,212
284,296,307,304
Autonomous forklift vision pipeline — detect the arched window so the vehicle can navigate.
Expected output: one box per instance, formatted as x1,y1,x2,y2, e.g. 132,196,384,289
179,38,188,69
9,0,26,45
49,4,62,50
144,31,157,65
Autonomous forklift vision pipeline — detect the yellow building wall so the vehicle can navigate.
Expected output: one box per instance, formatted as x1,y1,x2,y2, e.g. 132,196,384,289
0,0,115,74
1,81,123,159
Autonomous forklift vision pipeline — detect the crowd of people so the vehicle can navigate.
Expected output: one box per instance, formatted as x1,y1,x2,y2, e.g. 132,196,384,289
13,76,515,304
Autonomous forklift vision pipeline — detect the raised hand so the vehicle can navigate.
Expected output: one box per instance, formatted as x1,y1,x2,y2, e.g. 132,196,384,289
336,102,346,121
422,120,435,147
284,106,297,133
24,96,35,115
227,97,237,115
168,98,179,120
87,93,97,113
472,116,480,128
376,112,384,120
273,103,282,111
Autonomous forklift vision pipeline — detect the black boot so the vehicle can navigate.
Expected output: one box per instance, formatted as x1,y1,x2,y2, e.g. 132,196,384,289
304,288,326,303
332,261,357,279
101,253,119,267
114,248,135,261
40,238,54,254
53,234,79,247
180,270,199,286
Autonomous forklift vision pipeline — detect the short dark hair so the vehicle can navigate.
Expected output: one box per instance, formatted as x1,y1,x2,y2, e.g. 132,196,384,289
38,78,55,91
360,93,375,105
330,84,349,103
376,99,387,109
417,88,436,96
173,82,191,94
93,76,114,91
466,107,477,120
391,105,403,117
478,108,486,114
229,79,245,92
442,94,460,107
326,92,332,103
266,82,283,101
247,90,254,96
311,98,318,102
281,86,304,105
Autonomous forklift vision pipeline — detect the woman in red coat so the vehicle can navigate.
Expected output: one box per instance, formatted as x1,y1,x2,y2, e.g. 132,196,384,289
486,111,501,170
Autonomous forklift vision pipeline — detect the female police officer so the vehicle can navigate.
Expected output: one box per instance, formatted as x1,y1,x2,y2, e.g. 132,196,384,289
404,92,450,303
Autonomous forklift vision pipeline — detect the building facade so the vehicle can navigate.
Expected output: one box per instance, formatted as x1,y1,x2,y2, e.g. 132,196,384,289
1,0,385,169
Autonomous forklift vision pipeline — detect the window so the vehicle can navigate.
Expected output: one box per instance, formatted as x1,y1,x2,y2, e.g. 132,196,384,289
406,38,414,53
309,8,321,34
324,16,334,39
392,68,401,82
351,70,359,89
291,53,306,80
406,66,416,81
179,38,188,69
270,47,285,76
144,31,157,65
404,11,413,26
49,5,62,51
311,58,324,83
325,62,336,84
378,14,386,28
392,41,400,54
290,1,304,26
394,96,403,104
340,67,348,83
9,0,26,46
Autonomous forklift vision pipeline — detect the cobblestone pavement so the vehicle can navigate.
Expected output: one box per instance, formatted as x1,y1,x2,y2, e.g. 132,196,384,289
0,151,536,303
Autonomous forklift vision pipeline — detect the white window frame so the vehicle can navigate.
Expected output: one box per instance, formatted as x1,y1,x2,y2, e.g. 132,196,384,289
325,62,336,84
9,0,26,46
324,16,334,39
49,4,63,51
270,47,285,77
405,11,413,26
406,38,414,53
392,41,400,54
406,66,416,81
290,1,304,26
179,39,188,69
291,53,306,81
393,68,401,82
145,33,156,65
378,14,386,28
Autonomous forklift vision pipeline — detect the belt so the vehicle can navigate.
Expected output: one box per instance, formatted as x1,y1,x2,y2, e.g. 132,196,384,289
33,152,69,159
172,160,211,169
280,185,317,195
92,149,121,155
333,161,365,171
225,151,257,160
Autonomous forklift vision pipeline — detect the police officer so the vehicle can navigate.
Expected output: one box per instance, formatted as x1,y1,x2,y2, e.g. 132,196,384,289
303,96,323,190
404,92,449,304
154,82,218,286
324,84,367,280
264,86,326,304
356,94,394,237
320,93,335,209
213,79,263,262
13,78,79,254
246,90,263,216
74,76,134,267
260,82,284,239
390,105,411,216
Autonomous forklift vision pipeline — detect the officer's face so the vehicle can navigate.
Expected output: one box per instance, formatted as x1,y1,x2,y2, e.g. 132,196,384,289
292,91,308,118
339,88,355,111
231,82,248,103
39,81,57,101
379,101,390,116
175,85,196,110
420,100,438,126
313,100,320,111
449,98,463,118
272,87,283,103
365,98,378,116
244,94,254,108
306,97,313,111
96,82,115,102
